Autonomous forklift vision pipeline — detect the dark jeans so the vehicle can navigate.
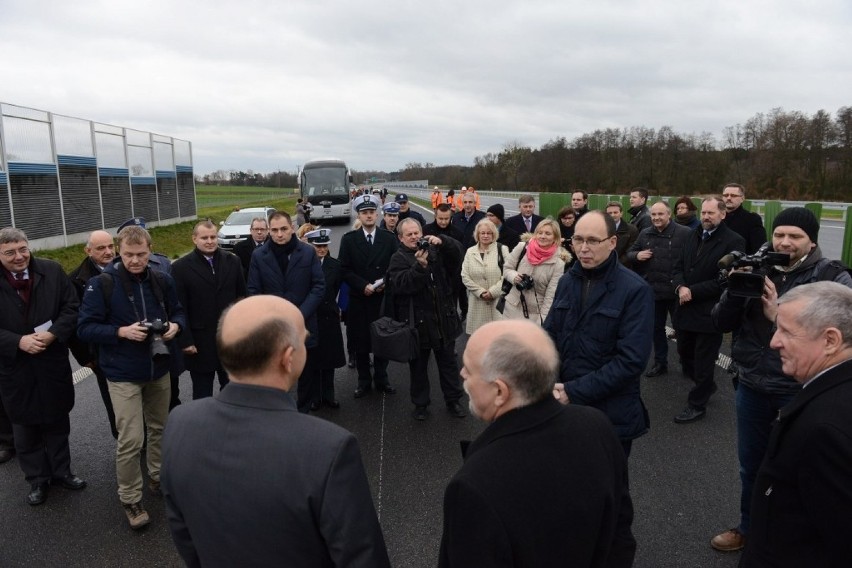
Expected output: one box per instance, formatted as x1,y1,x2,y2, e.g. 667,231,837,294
12,415,72,485
189,369,230,400
407,342,463,407
736,383,795,535
676,330,723,410
653,299,677,366
356,352,390,391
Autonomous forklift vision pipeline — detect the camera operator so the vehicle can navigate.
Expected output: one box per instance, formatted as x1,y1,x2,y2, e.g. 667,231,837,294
387,218,467,421
78,225,186,530
708,207,852,553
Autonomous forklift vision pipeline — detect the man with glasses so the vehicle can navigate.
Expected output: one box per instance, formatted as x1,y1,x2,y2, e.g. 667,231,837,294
545,212,654,456
721,183,764,254
0,228,87,505
234,217,269,279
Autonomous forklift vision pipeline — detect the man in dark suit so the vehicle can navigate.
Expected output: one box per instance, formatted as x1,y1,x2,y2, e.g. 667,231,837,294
247,212,324,412
504,194,542,235
741,282,852,567
68,230,119,439
721,183,765,254
304,228,346,410
0,227,87,506
440,319,635,567
339,194,398,398
606,201,639,265
172,220,247,399
451,192,486,250
232,216,268,278
672,197,744,423
162,295,390,567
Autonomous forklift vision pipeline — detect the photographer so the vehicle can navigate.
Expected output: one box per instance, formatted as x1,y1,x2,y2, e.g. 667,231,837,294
78,225,186,530
709,207,852,553
387,218,466,421
502,219,568,325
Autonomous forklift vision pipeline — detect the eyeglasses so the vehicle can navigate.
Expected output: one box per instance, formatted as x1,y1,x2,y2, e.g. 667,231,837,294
722,193,743,199
570,236,612,247
0,246,29,258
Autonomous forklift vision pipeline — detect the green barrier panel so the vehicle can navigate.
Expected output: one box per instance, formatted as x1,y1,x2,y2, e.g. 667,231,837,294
843,206,852,267
620,195,631,212
804,202,823,221
762,201,782,242
539,193,569,219
588,194,608,211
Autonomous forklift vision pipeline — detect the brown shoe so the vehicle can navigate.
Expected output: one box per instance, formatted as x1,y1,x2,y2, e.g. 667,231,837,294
122,501,150,530
711,528,745,551
148,478,162,497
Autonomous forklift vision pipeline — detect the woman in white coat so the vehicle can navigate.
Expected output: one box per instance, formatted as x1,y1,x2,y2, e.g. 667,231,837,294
502,218,570,325
460,219,510,335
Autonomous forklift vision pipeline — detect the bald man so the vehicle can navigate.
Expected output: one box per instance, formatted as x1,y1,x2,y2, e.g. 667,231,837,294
440,320,635,568
161,296,389,568
68,230,119,438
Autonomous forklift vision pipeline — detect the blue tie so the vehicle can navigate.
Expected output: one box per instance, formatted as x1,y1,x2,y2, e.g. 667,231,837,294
702,231,711,241
367,234,373,245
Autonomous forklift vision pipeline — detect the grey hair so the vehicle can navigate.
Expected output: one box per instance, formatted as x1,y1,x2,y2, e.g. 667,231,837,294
0,227,28,245
480,334,558,405
779,281,852,346
397,217,422,234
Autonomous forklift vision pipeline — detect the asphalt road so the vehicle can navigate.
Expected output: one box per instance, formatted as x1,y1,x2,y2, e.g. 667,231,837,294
0,200,752,568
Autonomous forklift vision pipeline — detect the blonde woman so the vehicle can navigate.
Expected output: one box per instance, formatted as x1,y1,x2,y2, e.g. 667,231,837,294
461,219,510,334
502,218,570,324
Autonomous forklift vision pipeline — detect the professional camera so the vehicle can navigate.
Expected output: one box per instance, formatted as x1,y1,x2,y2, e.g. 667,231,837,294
142,318,171,361
416,237,431,251
718,243,790,298
515,274,535,292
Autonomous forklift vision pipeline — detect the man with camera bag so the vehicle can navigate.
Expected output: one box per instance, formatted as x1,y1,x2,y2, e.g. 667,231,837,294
387,218,467,421
708,207,852,553
78,225,186,530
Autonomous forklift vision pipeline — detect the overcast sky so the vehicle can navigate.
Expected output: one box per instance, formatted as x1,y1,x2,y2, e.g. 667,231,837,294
2,0,850,176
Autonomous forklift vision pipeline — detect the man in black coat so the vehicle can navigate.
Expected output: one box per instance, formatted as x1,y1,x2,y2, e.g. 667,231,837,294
394,193,427,227
486,203,520,252
387,218,466,421
0,227,87,506
173,220,247,400
339,194,398,398
606,201,639,265
504,194,542,235
232,216,268,278
305,228,346,409
721,183,765,254
451,192,486,250
741,282,852,567
162,295,390,568
68,230,119,439
247,212,324,412
627,202,691,378
440,319,635,568
628,187,652,232
672,197,744,423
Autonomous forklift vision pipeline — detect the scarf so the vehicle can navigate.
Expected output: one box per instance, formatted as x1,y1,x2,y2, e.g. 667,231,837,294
676,212,697,226
270,237,298,276
526,238,557,266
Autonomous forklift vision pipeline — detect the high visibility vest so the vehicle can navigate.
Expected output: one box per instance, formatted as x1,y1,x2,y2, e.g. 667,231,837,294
431,191,443,209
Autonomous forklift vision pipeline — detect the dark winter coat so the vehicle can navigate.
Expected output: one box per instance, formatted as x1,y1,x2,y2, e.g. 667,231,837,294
626,221,691,300
77,263,187,383
233,236,265,279
68,256,104,366
712,246,852,395
671,223,744,332
246,240,324,349
316,255,346,370
451,210,487,250
172,248,247,373
723,206,765,254
544,252,653,441
387,238,462,350
504,213,543,236
0,259,78,424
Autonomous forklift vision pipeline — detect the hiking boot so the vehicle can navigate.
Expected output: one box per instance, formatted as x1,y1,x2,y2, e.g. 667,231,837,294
123,501,150,530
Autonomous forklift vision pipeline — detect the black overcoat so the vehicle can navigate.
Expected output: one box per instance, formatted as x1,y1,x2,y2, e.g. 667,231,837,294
316,255,346,370
172,248,247,373
0,258,78,424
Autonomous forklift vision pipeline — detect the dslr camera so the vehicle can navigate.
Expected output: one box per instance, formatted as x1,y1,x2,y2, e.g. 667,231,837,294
515,274,535,292
718,243,789,298
416,237,431,251
142,318,171,361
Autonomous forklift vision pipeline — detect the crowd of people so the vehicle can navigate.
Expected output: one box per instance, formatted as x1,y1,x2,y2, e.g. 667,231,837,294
1,180,851,566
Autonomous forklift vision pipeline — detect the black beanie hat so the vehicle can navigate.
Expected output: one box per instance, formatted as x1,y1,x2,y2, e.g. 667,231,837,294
772,207,819,243
487,203,505,223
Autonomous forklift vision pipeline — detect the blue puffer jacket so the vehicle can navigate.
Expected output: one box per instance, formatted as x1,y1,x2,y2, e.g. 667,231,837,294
77,263,186,383
544,252,654,441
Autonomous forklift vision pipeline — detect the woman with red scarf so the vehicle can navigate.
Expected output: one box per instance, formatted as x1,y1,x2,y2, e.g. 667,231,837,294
501,218,570,325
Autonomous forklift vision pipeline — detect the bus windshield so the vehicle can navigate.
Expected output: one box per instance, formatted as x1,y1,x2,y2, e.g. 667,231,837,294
303,167,348,199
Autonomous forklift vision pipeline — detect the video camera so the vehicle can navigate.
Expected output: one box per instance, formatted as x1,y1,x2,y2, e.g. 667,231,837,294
718,243,789,298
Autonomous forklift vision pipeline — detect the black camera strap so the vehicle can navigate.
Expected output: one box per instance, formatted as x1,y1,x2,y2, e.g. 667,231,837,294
114,263,169,323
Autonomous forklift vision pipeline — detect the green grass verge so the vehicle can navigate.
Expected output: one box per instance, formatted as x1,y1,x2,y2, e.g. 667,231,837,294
37,186,298,272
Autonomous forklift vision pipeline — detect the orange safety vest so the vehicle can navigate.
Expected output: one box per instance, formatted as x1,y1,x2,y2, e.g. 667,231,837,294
431,190,443,209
